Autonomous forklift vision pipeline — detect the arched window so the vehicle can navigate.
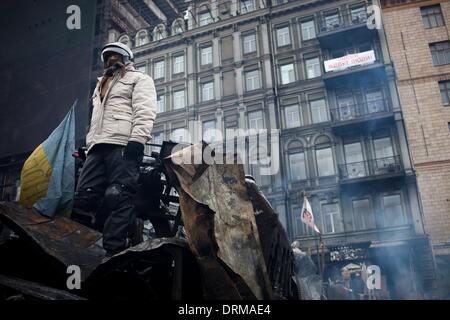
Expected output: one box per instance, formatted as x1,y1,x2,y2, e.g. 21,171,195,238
172,19,184,35
153,24,167,41
198,5,213,26
135,29,149,46
118,34,131,48
315,135,331,145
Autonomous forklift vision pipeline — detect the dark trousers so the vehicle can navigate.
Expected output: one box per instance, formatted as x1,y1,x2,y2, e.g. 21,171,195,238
72,143,140,253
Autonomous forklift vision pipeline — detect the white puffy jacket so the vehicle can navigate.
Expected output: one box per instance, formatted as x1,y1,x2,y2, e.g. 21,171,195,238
86,63,157,152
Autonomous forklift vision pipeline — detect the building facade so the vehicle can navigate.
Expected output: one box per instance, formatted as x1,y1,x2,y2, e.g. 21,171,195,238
0,0,441,299
109,0,436,298
381,0,450,298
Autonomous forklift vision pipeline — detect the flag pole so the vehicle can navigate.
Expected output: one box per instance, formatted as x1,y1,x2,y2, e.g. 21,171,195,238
301,190,323,278
316,230,321,278
320,232,325,280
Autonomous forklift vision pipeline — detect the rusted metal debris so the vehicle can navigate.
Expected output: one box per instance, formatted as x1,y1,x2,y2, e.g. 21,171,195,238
0,202,203,299
0,274,86,300
0,201,105,281
164,143,284,300
245,177,298,299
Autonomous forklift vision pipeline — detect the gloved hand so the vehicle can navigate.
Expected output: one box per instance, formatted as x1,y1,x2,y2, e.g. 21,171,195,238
125,141,144,161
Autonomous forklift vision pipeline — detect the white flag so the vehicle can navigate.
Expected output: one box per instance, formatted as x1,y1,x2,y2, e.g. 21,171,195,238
301,196,321,234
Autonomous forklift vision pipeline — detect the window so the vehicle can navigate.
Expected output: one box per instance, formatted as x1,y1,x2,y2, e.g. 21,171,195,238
153,25,166,40
322,203,343,234
430,41,450,66
202,120,217,143
305,57,321,79
173,89,185,109
243,33,257,54
344,142,366,178
136,30,149,46
331,49,346,59
154,60,165,79
154,32,163,41
359,43,373,54
201,82,214,101
440,81,450,105
353,198,376,230
288,152,307,181
152,132,164,152
324,12,340,31
201,46,213,65
280,63,295,84
301,20,316,41
337,94,355,120
366,89,384,113
118,35,131,47
383,194,405,226
276,26,291,47
157,94,165,113
245,70,261,91
374,137,394,159
172,20,184,35
136,64,147,74
199,11,213,26
173,55,184,74
240,0,254,13
421,5,445,28
284,105,301,128
171,128,188,143
310,99,329,123
248,110,264,130
350,6,367,23
374,137,395,169
344,142,364,163
316,147,335,177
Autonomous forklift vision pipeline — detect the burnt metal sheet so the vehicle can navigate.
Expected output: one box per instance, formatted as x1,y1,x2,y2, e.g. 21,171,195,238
245,178,297,299
165,143,274,300
0,274,86,300
85,237,193,300
93,237,189,271
0,202,105,280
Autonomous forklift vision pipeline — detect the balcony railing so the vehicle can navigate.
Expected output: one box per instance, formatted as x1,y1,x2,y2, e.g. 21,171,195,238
339,156,403,180
293,224,415,248
330,99,391,123
318,10,369,34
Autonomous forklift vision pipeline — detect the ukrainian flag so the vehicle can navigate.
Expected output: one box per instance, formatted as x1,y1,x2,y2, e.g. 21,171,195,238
19,100,77,218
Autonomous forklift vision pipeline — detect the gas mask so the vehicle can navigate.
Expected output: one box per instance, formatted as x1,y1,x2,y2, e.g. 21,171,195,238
103,53,125,77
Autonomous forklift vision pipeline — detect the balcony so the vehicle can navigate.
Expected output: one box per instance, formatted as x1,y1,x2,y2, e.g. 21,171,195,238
287,175,339,192
338,156,404,184
317,11,377,47
330,99,394,131
294,225,415,251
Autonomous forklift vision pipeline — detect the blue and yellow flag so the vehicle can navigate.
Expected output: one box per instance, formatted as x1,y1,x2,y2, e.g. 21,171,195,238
19,101,77,218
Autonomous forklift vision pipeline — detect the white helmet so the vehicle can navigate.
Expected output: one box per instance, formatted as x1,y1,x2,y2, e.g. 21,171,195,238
101,42,134,64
